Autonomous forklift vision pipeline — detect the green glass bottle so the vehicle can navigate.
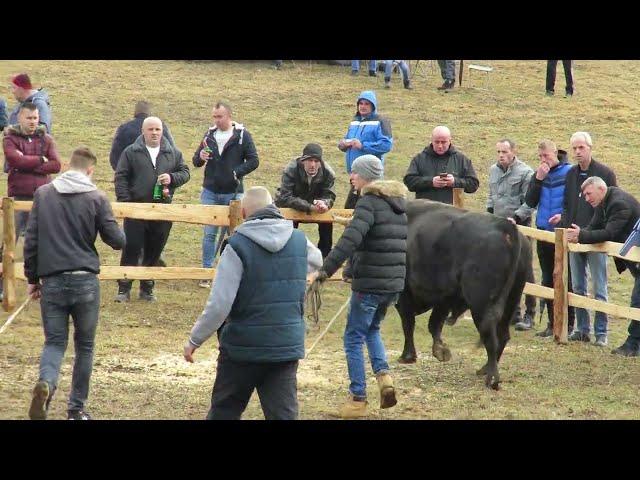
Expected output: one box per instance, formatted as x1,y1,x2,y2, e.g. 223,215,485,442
153,183,162,200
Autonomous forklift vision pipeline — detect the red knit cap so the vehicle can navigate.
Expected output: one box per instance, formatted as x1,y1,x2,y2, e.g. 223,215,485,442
11,73,32,90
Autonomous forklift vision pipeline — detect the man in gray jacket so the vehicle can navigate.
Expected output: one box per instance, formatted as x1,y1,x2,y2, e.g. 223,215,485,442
25,147,126,420
486,139,537,330
184,187,322,420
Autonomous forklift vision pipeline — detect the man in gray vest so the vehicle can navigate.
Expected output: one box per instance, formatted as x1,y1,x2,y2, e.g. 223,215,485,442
184,186,322,420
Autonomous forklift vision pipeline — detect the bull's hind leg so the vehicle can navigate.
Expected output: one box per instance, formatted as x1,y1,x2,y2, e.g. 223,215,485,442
472,309,501,390
396,291,419,363
429,305,452,362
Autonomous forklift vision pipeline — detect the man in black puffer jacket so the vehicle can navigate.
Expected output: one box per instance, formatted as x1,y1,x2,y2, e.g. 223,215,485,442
310,154,408,419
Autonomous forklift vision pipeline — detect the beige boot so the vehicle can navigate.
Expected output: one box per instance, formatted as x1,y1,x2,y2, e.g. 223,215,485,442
376,373,397,409
338,397,368,419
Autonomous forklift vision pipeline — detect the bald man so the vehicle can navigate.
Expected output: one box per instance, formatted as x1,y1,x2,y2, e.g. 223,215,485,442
114,116,190,302
404,126,479,204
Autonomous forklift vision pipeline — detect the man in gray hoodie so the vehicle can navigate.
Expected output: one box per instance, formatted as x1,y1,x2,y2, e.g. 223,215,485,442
24,147,126,420
184,186,322,420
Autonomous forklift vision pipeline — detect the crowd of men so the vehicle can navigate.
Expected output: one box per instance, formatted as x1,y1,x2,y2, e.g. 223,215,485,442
3,70,640,422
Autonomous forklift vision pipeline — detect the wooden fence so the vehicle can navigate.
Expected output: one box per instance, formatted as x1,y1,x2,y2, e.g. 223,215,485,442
3,189,640,346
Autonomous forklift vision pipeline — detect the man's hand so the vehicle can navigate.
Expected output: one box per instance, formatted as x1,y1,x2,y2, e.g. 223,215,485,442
313,200,329,213
338,139,352,150
27,283,41,300
566,223,581,243
548,213,562,226
507,217,517,225
183,341,198,363
432,175,451,189
158,173,172,185
536,162,551,180
351,139,363,150
199,149,211,162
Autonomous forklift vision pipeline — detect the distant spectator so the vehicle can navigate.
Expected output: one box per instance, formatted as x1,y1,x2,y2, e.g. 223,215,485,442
8,73,51,132
382,60,412,90
352,60,377,77
109,100,175,171
546,60,574,97
275,143,337,258
437,60,456,91
272,60,283,70
0,97,7,131
404,125,479,204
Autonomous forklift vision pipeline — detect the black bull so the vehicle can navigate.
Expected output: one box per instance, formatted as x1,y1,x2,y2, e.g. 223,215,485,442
395,200,533,390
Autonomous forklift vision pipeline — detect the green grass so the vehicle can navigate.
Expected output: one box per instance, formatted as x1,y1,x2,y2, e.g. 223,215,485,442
1,60,640,419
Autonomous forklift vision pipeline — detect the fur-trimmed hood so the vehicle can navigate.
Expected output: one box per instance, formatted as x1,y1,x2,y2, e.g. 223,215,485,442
5,124,47,138
361,180,408,214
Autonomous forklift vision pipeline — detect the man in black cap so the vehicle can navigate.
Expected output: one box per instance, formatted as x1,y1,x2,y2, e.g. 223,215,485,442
275,143,336,258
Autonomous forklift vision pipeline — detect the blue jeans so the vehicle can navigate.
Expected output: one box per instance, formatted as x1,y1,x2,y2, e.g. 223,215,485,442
437,60,456,82
344,291,398,399
351,60,377,73
569,252,608,336
201,188,243,268
384,60,410,82
38,273,100,412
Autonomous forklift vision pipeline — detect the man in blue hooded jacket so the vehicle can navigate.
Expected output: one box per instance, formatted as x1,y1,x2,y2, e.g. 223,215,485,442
338,90,393,209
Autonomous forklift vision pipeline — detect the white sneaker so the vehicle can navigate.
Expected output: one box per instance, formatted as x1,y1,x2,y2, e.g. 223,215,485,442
198,280,212,289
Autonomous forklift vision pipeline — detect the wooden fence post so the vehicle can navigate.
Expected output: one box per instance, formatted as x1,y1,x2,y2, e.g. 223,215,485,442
229,200,243,233
453,188,464,209
2,198,17,312
553,228,569,344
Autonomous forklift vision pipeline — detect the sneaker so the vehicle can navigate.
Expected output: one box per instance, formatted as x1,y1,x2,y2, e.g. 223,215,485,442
368,70,377,77
28,381,50,420
535,326,554,338
351,70,358,76
564,93,573,98
114,290,130,303
568,330,591,342
437,80,455,91
611,343,640,357
139,290,157,302
594,335,608,347
546,90,554,96
338,397,368,419
67,410,92,420
376,373,397,409
403,81,413,90
515,312,534,331
384,80,391,89
198,280,212,289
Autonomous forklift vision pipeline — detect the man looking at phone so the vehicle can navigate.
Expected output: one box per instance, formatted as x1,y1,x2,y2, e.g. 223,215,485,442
403,125,479,204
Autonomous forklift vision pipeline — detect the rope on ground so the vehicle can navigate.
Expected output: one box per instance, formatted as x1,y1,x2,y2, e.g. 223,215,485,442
305,278,323,325
305,297,350,359
0,296,32,335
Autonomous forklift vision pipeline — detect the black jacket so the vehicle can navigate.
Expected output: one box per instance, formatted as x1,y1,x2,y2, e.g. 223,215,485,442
24,176,125,284
403,144,479,204
560,158,617,228
321,180,408,294
579,186,640,273
192,123,259,194
109,113,175,171
114,136,190,203
274,157,336,213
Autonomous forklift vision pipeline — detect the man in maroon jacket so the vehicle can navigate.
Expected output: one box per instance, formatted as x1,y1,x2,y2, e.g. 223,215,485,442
1,102,60,300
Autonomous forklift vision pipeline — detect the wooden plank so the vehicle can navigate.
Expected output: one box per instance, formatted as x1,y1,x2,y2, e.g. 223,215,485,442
280,208,354,223
14,264,215,281
12,200,33,212
453,188,464,209
229,200,243,233
517,225,555,244
568,241,640,263
523,282,554,300
553,228,569,344
2,198,16,312
110,203,230,225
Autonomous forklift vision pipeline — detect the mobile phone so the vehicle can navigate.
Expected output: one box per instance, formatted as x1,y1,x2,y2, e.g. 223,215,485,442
439,173,448,178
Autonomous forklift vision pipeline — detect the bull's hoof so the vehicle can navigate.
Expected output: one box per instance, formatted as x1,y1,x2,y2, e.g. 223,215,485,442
445,315,457,326
432,343,452,362
476,364,487,376
485,374,501,390
398,353,417,364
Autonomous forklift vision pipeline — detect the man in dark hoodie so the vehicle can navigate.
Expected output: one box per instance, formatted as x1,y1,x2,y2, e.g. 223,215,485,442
310,155,408,419
192,101,259,287
404,125,479,204
275,143,337,258
525,139,576,338
24,146,126,420
114,117,190,302
184,187,322,420
109,101,175,171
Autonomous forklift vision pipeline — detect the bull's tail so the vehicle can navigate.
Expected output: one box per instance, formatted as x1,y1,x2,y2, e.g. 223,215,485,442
491,221,523,319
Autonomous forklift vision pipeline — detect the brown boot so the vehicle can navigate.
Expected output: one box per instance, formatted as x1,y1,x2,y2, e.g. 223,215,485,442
338,397,368,419
376,373,397,409
28,381,50,420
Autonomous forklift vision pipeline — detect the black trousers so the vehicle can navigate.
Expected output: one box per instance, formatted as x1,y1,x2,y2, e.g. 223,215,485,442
537,239,575,330
546,60,574,95
293,221,332,259
119,218,172,289
207,352,299,420
344,187,360,209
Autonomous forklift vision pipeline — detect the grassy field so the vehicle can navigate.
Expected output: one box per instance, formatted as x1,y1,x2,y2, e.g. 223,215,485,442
1,60,640,420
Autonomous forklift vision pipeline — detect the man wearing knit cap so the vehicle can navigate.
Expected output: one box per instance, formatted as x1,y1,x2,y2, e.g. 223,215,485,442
275,143,337,258
309,154,408,419
8,74,52,133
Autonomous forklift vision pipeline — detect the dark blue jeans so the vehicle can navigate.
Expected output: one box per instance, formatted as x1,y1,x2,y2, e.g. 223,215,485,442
625,262,640,348
38,273,100,412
